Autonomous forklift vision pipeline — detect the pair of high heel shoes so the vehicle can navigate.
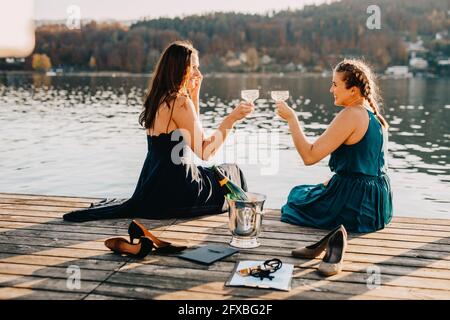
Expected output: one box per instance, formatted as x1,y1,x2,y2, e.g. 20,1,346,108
104,220,187,259
292,225,347,276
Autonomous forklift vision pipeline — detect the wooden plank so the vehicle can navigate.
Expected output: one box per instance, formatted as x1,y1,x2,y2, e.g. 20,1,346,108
2,211,450,239
0,199,94,209
162,223,450,250
0,192,100,203
3,207,449,231
0,243,126,261
0,274,100,294
2,217,449,256
0,205,87,213
0,253,124,271
246,213,450,231
2,223,448,258
1,246,448,283
118,258,450,292
0,287,86,299
173,218,450,244
0,262,116,281
385,222,450,232
84,293,133,300
0,235,111,251
0,212,176,231
94,277,381,300
154,230,450,262
1,226,449,266
176,216,450,238
0,207,79,218
263,210,450,226
0,221,172,238
1,225,449,270
104,268,448,300
234,212,450,227
0,227,122,242
125,252,450,281
177,214,450,239
1,203,448,237
1,217,449,250
138,236,450,270
91,282,238,300
3,193,445,228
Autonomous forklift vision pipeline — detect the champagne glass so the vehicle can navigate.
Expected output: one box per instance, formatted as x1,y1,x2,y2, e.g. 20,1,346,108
241,89,259,103
271,90,290,119
271,90,289,102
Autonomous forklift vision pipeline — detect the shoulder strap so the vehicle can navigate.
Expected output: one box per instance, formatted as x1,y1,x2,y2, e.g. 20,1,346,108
166,97,176,133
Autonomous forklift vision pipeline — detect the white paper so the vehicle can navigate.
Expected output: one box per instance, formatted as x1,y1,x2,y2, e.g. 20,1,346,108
227,260,294,291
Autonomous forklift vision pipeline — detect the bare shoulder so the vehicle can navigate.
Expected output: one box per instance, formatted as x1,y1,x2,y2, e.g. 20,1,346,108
173,94,194,111
337,107,367,123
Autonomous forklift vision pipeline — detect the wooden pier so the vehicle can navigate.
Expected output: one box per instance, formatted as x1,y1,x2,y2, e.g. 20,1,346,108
0,192,449,300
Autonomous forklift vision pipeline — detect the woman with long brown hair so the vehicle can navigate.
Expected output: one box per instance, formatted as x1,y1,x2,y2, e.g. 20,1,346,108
276,59,393,233
64,40,253,222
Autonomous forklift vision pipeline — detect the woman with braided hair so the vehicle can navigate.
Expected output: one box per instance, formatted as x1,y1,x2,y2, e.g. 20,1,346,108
276,59,392,233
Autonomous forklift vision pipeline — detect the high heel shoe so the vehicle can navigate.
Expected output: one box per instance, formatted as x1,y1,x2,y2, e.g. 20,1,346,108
104,236,153,259
291,225,342,259
318,225,347,276
128,220,187,254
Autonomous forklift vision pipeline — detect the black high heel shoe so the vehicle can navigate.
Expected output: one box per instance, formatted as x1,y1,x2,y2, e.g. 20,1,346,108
128,220,187,254
104,236,153,259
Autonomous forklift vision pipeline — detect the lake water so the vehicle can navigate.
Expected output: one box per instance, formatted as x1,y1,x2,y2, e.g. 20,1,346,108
0,73,449,218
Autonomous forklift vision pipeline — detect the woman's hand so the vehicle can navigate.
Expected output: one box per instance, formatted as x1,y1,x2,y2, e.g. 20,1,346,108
229,102,254,122
187,73,203,98
276,101,296,122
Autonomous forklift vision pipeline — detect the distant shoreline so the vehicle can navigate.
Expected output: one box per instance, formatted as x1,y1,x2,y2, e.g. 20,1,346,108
0,70,328,78
0,70,440,79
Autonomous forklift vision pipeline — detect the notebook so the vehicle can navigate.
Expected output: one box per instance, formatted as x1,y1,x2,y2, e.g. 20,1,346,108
177,245,239,265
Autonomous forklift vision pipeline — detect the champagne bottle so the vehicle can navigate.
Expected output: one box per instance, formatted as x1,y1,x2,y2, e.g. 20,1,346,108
211,165,249,201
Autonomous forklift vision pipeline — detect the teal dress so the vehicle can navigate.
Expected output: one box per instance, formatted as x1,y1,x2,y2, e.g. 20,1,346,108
281,109,393,233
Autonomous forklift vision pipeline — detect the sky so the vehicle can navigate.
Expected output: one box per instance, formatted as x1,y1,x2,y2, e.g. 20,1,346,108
34,0,331,21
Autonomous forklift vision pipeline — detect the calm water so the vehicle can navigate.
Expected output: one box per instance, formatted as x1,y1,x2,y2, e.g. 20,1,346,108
0,73,449,218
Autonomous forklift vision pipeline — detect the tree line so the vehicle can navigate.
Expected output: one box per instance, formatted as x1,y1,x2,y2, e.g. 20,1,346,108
4,0,449,73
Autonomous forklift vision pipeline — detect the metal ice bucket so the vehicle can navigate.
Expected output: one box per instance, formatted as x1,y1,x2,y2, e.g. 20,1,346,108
226,192,266,248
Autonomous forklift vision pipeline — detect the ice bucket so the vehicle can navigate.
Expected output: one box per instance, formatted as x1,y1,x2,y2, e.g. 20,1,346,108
226,192,266,248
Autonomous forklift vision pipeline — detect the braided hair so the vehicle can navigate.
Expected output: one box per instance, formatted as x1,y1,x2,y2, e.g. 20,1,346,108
334,59,389,129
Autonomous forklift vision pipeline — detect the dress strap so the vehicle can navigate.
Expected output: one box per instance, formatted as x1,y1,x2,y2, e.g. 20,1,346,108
166,99,176,133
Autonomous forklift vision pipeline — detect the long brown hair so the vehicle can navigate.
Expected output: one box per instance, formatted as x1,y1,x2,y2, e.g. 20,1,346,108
139,40,197,129
334,59,389,129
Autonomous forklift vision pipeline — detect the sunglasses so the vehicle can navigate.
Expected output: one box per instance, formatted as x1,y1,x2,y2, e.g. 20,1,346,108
251,258,282,281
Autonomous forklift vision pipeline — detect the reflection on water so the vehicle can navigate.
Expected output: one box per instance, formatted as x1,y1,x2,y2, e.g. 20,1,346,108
0,73,448,218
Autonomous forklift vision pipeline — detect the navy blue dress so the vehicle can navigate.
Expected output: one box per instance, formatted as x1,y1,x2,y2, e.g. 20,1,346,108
63,128,247,222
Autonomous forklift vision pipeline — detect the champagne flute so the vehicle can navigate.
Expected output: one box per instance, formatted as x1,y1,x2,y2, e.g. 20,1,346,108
240,90,259,120
271,90,290,119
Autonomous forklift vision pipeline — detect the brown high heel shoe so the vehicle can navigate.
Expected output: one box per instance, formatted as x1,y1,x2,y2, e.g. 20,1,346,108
291,225,343,259
104,236,153,259
128,220,187,254
318,225,347,276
